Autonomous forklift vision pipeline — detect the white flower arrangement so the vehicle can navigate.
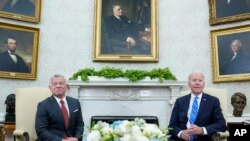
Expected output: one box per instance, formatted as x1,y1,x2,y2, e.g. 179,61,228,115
86,118,168,141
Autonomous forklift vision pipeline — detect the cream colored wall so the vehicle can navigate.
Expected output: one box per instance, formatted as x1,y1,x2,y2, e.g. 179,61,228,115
0,0,250,120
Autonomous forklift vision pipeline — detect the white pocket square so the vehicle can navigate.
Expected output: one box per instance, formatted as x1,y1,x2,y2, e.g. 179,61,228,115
73,109,79,112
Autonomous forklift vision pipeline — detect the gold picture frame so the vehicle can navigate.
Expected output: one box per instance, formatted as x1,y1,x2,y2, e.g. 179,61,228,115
93,0,158,62
210,24,250,82
0,0,42,23
0,22,40,79
209,0,250,25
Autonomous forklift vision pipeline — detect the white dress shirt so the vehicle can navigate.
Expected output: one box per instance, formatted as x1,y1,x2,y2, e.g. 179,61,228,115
177,93,207,138
8,50,17,63
54,96,70,117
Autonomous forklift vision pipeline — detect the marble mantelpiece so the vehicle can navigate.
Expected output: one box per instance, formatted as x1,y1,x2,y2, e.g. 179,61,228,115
67,79,186,133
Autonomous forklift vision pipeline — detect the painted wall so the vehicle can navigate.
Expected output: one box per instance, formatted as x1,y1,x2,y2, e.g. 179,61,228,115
0,0,250,121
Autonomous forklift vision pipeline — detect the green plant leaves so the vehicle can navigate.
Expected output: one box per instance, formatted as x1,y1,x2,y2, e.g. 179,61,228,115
70,67,177,82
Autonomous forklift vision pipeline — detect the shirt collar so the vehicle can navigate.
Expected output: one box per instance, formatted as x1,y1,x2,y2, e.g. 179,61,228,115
8,50,15,55
114,15,121,20
190,92,202,99
54,96,67,104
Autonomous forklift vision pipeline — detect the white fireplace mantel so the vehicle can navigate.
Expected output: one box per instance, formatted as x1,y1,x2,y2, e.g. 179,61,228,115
67,79,186,102
67,79,186,132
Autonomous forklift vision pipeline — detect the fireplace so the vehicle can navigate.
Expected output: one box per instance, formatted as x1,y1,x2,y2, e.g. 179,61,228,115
67,79,186,133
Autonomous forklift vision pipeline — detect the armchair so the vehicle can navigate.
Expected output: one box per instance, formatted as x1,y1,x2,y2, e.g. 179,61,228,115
13,87,51,141
180,87,229,141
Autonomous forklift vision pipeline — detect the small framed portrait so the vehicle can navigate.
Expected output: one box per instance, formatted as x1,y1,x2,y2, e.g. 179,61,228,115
210,24,250,82
0,0,42,23
0,22,40,79
209,0,250,25
93,0,158,62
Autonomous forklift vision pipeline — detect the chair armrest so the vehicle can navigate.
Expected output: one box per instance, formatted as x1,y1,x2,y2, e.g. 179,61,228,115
211,131,229,141
216,131,229,138
13,130,30,141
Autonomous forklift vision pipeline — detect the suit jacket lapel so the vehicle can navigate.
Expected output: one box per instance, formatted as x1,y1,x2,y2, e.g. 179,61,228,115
50,96,67,129
184,94,191,122
196,93,207,122
66,97,73,129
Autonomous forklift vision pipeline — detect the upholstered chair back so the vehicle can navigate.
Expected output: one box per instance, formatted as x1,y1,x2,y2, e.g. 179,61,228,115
14,87,51,141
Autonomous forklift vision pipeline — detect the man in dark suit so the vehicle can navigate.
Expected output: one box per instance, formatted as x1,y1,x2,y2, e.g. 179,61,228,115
0,37,29,73
103,4,150,54
168,72,226,141
1,0,35,17
220,39,250,75
35,74,84,141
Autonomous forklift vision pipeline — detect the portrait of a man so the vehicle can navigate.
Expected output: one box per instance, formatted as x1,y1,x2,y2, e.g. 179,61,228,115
218,32,250,75
220,39,250,75
0,24,38,76
101,0,151,55
0,0,35,17
0,37,29,73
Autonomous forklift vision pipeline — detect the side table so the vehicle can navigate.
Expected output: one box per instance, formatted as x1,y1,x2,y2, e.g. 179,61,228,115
0,122,15,141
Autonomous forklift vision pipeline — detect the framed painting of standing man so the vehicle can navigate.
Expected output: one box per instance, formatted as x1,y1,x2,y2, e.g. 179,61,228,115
0,0,41,23
210,24,250,82
93,0,158,62
0,22,39,79
209,0,250,25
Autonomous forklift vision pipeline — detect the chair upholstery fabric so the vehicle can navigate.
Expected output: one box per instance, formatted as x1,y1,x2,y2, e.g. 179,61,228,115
13,87,51,141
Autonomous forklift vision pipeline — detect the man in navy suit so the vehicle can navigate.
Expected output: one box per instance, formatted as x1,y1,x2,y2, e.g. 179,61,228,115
0,37,29,73
168,72,226,141
35,74,84,141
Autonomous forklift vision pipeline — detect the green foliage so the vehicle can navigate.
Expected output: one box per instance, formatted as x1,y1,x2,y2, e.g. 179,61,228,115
70,67,177,82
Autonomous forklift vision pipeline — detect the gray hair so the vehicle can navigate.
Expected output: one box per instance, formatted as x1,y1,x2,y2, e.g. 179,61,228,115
112,4,120,10
49,74,66,85
188,71,205,80
231,39,242,47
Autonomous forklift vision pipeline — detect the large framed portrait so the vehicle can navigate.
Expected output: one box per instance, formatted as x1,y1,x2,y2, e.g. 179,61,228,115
0,0,41,23
0,22,40,79
209,0,250,25
210,24,250,82
93,0,158,62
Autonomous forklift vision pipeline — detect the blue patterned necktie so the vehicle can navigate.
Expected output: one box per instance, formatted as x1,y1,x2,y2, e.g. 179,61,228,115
189,96,199,141
189,96,199,124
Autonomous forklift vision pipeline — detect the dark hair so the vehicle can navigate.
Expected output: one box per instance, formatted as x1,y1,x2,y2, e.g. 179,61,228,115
5,36,17,44
231,92,247,105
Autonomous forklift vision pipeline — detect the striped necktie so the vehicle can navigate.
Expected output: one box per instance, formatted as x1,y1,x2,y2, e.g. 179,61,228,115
189,96,199,124
189,96,199,141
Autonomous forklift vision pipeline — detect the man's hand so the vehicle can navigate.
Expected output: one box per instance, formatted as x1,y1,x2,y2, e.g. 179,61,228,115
180,130,191,141
187,125,203,135
127,37,136,47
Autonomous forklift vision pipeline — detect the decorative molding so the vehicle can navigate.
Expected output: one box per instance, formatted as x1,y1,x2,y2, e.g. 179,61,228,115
67,79,186,102
67,79,185,132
